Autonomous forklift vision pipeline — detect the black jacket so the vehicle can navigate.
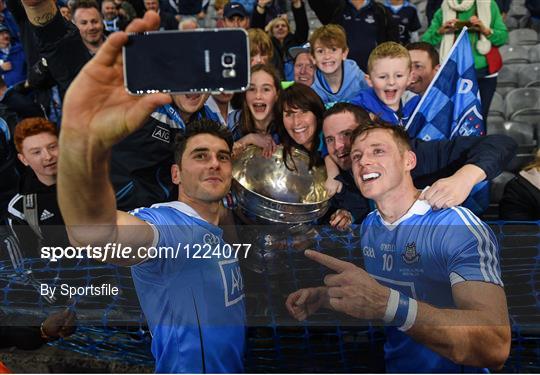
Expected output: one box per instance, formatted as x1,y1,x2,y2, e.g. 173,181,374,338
499,174,540,220
7,170,67,261
308,0,399,71
328,134,518,223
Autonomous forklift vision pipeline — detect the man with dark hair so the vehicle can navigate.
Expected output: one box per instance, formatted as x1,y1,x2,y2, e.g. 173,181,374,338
287,121,511,373
71,0,105,54
57,14,246,372
406,42,440,96
321,102,517,228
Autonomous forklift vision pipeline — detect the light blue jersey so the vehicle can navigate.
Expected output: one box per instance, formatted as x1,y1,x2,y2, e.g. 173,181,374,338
130,201,246,373
311,59,368,105
360,199,502,373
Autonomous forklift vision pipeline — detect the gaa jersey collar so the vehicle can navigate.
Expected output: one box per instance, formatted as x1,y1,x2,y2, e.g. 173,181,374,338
376,191,431,229
151,201,206,222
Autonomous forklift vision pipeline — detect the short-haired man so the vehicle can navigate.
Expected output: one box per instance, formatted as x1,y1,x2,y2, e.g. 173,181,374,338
101,0,128,33
57,14,246,372
289,42,315,86
287,122,511,372
321,102,517,228
222,2,250,29
406,42,440,96
72,0,105,54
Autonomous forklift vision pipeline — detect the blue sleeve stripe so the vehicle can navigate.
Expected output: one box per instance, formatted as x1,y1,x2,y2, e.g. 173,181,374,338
459,208,503,286
450,207,502,286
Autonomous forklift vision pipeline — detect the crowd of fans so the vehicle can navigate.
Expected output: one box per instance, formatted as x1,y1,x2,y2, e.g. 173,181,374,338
0,0,538,370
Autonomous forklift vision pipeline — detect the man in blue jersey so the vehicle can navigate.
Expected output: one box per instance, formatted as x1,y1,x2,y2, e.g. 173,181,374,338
286,122,511,372
56,13,246,373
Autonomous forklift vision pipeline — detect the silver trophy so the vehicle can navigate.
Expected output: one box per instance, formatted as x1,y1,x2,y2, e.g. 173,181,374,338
231,145,331,274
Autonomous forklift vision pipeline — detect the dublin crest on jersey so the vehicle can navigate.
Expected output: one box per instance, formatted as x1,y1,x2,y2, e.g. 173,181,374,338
401,242,420,264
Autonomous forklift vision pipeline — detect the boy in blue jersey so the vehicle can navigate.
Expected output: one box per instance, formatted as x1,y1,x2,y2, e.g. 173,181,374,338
286,122,511,372
56,13,246,373
383,0,421,45
352,42,420,129
309,24,368,105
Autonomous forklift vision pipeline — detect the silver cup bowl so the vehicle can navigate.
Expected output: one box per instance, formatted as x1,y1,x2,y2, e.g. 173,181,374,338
232,145,331,224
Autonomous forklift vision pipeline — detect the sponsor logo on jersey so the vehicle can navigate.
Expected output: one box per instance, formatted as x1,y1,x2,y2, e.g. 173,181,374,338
363,246,375,258
203,232,220,246
152,126,170,142
365,15,375,24
40,209,54,221
380,243,396,252
218,259,245,307
401,242,421,264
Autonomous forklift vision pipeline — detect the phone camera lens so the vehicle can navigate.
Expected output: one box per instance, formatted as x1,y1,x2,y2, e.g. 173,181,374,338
222,53,236,68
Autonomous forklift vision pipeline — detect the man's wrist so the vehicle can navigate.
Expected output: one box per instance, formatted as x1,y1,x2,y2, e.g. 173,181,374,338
382,288,417,332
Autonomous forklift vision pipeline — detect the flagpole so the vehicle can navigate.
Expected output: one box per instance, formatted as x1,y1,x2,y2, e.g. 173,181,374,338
405,27,470,131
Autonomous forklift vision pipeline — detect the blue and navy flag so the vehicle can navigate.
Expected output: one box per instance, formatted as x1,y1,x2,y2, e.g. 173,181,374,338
406,28,488,214
405,28,485,141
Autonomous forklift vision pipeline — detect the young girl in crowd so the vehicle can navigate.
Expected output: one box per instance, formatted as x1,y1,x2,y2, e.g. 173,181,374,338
229,64,281,158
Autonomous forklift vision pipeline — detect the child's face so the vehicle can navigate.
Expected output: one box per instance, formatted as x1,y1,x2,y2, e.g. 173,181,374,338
367,57,412,111
312,42,348,75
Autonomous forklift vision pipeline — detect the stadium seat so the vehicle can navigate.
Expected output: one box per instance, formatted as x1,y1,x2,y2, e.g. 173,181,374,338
506,5,530,29
518,63,540,87
505,87,540,118
488,120,536,149
500,45,530,64
528,43,540,62
489,92,506,118
496,65,520,96
509,28,539,45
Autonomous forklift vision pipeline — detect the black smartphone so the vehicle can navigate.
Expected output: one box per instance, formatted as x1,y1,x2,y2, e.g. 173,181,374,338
123,28,250,95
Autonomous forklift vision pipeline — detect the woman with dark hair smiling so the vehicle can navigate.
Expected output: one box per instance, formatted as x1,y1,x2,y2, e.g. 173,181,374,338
277,83,325,171
277,83,343,197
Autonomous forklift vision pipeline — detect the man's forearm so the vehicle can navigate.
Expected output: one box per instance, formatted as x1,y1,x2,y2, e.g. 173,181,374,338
406,302,510,369
20,0,57,26
57,128,119,246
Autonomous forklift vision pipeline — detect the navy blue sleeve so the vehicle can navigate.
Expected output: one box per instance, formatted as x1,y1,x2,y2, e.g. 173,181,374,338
307,0,346,24
411,134,517,188
291,2,309,44
408,6,421,32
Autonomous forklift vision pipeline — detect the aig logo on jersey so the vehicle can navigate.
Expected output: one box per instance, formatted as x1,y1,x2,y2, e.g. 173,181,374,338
152,126,170,142
218,259,245,307
401,242,421,264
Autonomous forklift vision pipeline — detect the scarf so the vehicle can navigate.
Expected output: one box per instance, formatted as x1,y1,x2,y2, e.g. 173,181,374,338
440,0,492,60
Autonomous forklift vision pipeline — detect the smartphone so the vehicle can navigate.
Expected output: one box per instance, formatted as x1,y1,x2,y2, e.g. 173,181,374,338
123,28,250,95
454,20,472,30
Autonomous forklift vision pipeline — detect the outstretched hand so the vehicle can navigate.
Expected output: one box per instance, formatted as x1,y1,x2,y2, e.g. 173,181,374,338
61,12,172,149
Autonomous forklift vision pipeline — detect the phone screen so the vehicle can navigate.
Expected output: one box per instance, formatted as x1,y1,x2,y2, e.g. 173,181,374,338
123,29,250,95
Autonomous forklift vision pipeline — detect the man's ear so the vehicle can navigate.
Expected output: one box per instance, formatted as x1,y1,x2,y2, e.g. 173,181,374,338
171,163,181,185
434,64,441,73
342,48,349,60
365,74,373,88
17,153,29,166
404,150,417,171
